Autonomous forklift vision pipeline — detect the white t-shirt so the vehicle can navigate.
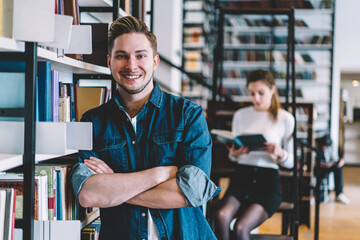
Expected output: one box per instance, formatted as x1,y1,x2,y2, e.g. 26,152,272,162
126,113,159,240
230,106,295,169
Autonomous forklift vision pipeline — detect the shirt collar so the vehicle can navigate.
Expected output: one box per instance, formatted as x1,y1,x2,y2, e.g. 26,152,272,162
148,81,163,109
113,81,163,110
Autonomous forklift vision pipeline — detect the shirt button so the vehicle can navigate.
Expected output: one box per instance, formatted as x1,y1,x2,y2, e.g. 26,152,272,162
253,179,257,184
132,140,136,145
141,212,146,217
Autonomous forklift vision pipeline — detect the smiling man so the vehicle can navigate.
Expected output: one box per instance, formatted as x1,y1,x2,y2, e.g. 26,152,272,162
70,16,220,240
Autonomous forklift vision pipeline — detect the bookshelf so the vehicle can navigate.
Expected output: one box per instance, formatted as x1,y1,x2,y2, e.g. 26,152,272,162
181,0,216,105
216,1,334,136
0,0,134,239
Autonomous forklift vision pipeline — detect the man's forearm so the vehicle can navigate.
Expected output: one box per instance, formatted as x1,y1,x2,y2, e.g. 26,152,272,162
78,167,176,208
126,178,187,209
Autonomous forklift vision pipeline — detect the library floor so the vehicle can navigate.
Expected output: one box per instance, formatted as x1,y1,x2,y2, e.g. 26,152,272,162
257,166,360,240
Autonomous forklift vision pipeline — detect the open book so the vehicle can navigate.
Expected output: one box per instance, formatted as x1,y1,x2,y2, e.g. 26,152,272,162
210,129,267,150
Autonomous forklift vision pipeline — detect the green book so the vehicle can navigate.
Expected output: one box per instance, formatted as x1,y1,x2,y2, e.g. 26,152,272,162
36,165,56,220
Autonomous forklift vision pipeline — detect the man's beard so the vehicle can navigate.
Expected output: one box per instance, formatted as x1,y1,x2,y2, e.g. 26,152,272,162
118,74,153,95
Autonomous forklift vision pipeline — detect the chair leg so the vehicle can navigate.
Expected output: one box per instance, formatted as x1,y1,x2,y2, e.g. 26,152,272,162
281,212,290,235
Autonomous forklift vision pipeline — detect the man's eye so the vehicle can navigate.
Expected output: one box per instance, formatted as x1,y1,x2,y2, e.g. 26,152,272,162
116,55,127,59
137,55,145,59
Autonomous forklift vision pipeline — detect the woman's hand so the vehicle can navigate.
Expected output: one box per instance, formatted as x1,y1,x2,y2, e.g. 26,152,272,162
84,156,114,174
262,142,285,159
227,144,249,157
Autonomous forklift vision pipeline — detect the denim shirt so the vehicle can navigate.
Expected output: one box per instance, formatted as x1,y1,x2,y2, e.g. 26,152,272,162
71,82,220,240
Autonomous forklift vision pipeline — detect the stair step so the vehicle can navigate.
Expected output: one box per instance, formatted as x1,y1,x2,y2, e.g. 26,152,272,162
278,202,294,211
251,234,293,240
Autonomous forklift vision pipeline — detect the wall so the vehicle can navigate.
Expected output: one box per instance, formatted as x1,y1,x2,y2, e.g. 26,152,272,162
332,0,360,153
152,0,183,93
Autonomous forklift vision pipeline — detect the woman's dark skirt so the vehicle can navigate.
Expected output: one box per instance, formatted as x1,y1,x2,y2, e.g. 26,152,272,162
225,164,282,217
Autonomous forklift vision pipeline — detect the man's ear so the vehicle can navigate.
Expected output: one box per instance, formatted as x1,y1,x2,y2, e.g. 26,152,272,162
107,54,111,68
153,54,160,71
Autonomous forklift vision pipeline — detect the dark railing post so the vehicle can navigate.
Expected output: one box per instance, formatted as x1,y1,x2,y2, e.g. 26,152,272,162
289,7,299,240
113,0,119,20
131,0,140,19
314,149,321,240
23,41,37,240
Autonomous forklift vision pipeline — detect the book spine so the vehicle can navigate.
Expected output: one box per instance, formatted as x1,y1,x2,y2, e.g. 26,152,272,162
51,70,60,122
68,83,76,122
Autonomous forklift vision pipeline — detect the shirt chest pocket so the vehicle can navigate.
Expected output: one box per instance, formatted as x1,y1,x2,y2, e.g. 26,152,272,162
94,137,129,172
152,131,183,166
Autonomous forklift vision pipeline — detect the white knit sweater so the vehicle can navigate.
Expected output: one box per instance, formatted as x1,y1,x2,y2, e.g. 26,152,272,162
230,106,295,169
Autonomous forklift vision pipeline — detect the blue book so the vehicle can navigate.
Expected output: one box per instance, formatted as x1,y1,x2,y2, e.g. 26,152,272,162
211,129,267,151
38,62,52,121
55,170,62,220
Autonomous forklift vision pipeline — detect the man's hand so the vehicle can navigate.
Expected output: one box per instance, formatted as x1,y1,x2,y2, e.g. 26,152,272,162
84,156,178,182
78,157,179,208
84,157,114,174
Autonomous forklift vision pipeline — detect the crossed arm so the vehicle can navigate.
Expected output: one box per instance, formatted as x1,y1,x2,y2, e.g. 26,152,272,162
77,157,187,209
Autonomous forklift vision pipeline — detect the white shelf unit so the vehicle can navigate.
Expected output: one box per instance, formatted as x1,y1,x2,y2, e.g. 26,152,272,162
79,0,128,24
0,37,110,74
0,1,123,238
80,208,100,229
0,152,82,173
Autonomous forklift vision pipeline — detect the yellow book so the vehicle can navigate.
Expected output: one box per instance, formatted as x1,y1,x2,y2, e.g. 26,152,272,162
75,86,104,121
1,0,14,38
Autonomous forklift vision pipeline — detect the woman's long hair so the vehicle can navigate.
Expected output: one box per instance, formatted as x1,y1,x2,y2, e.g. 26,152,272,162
246,69,281,120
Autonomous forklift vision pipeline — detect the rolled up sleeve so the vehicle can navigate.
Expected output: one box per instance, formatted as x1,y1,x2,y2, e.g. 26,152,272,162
176,165,221,207
70,163,94,199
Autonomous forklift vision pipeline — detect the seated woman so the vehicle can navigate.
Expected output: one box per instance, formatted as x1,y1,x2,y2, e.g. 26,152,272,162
214,69,295,240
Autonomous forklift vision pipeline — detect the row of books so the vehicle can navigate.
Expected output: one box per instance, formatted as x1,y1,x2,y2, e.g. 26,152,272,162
221,85,303,98
0,61,110,122
225,17,309,28
0,164,77,223
64,83,110,122
224,33,332,45
223,50,314,63
223,69,316,81
220,0,330,9
273,52,314,63
224,50,273,62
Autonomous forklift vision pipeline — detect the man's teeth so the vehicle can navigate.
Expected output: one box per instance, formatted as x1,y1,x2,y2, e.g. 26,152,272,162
125,75,140,79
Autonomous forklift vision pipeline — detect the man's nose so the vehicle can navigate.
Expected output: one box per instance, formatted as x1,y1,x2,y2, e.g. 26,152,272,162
126,56,137,70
